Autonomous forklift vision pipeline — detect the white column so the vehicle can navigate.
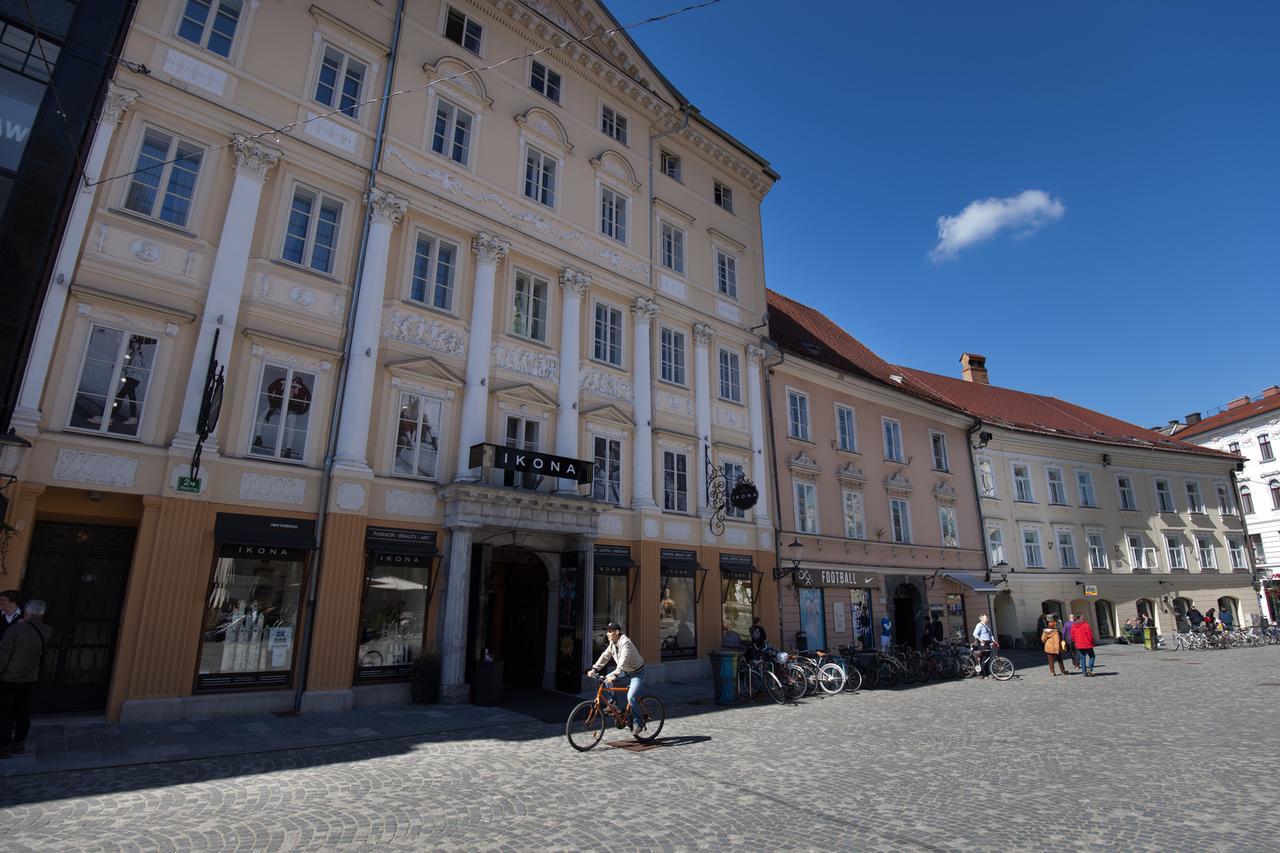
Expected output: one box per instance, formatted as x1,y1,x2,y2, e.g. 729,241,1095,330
555,267,589,463
630,297,658,509
693,322,714,515
175,134,283,445
454,232,509,480
12,82,139,433
746,343,771,525
439,525,475,703
334,188,408,471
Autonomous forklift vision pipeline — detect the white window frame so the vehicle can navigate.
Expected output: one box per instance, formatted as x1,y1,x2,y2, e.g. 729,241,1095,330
938,505,959,548
175,0,246,60
1185,480,1205,514
929,431,950,472
1021,527,1045,568
795,481,819,534
511,270,550,344
717,347,742,403
122,125,205,229
1046,467,1068,505
1196,535,1217,570
443,5,484,55
248,361,317,464
600,103,628,145
391,389,444,481
1228,538,1247,570
1166,535,1187,571
788,390,811,441
889,498,912,544
528,58,561,103
715,249,738,299
280,184,344,275
592,435,623,505
882,417,904,463
1012,463,1035,503
1077,470,1097,507
522,144,558,209
723,459,747,519
1216,482,1237,516
408,230,459,312
713,179,734,213
67,324,161,439
599,185,628,244
660,220,686,275
1154,478,1175,513
1127,533,1156,570
1117,475,1138,511
842,489,865,539
429,97,474,167
1055,528,1078,568
662,450,689,514
987,524,1006,566
312,42,368,121
835,405,857,453
977,458,997,498
660,149,682,182
592,300,624,368
1086,531,1108,570
659,327,686,386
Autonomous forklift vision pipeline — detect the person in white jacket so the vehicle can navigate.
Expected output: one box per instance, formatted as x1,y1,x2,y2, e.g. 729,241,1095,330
587,622,647,730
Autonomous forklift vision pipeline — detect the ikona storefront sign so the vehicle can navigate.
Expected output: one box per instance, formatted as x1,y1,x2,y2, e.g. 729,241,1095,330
468,443,594,485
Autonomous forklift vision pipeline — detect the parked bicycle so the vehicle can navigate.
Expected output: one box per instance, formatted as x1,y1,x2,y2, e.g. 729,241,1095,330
962,642,1015,681
566,675,665,752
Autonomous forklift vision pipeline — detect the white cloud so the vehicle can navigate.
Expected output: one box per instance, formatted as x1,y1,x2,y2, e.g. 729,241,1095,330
930,189,1065,261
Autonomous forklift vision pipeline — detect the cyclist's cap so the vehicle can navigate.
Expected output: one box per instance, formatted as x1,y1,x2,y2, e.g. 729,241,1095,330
606,622,623,632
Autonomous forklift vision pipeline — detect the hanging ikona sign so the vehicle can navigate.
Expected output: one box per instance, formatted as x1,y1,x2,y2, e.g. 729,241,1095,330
468,443,594,485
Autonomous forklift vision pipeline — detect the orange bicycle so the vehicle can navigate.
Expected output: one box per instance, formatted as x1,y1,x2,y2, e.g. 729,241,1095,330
566,675,665,751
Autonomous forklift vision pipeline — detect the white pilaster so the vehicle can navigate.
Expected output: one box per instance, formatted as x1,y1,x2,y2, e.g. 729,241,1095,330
175,134,282,446
693,322,714,515
333,188,408,471
12,82,139,434
440,525,475,703
454,232,509,479
630,297,658,509
746,343,771,525
555,267,589,463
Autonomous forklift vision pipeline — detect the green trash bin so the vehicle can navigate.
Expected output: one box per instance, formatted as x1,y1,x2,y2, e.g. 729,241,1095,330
708,650,741,705
1143,626,1156,650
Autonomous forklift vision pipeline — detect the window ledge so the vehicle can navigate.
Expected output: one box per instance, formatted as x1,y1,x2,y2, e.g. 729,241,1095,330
271,258,343,286
717,397,744,408
402,299,459,321
656,378,689,392
588,356,626,371
835,447,861,457
786,435,815,446
107,207,199,240
1048,501,1070,507
61,427,145,444
506,332,554,352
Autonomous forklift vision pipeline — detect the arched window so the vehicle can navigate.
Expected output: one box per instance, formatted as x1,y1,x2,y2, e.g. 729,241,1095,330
1040,600,1064,621
1217,596,1240,627
1240,486,1254,515
1094,600,1115,639
1270,480,1280,511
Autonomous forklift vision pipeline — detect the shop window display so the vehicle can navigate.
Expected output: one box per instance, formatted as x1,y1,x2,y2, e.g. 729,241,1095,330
659,569,697,658
721,576,753,641
357,553,430,677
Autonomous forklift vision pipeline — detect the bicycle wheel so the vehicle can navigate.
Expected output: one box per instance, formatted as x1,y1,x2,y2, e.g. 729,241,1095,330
566,700,605,752
859,663,879,690
989,656,1015,681
783,664,808,701
877,659,899,688
737,665,758,700
763,669,787,704
817,662,846,695
842,662,863,692
632,696,665,742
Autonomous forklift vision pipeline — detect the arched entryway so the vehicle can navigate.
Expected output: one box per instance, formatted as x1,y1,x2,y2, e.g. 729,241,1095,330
1136,598,1159,634
1040,600,1065,622
994,592,1017,642
1173,597,1193,631
1094,599,1116,639
1217,596,1240,628
485,546,550,689
893,583,921,647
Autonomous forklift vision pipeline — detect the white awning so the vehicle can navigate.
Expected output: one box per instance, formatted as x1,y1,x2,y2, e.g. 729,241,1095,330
943,571,1000,593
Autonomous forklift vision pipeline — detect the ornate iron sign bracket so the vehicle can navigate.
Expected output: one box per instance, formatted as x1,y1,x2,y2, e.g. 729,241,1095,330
704,441,759,537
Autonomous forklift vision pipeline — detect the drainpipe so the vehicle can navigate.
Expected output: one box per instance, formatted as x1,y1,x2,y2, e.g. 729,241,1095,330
966,419,998,638
293,0,406,713
760,342,787,642
1230,465,1266,621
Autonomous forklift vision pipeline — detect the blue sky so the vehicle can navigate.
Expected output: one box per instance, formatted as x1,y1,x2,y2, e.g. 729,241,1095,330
606,0,1279,428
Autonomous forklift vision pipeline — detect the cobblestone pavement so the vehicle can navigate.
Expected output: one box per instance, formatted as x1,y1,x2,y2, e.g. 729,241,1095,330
3,645,1278,851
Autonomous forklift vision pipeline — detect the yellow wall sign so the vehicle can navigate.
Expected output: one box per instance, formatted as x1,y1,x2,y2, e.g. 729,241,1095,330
1083,584,1098,597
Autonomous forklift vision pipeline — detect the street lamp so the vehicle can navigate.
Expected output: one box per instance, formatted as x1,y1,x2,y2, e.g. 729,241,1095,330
0,429,32,488
788,537,805,571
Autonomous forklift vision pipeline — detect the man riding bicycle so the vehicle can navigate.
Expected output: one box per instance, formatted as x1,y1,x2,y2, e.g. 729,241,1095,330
587,622,646,730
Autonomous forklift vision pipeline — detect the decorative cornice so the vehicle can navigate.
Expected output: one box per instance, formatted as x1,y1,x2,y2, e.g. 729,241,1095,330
836,462,867,486
53,448,137,487
631,296,658,323
472,231,511,265
747,343,768,366
885,470,914,494
934,481,959,502
693,322,714,346
581,367,633,402
365,188,408,226
788,451,822,476
492,341,559,382
383,310,466,357
101,82,139,127
559,267,591,298
231,134,283,182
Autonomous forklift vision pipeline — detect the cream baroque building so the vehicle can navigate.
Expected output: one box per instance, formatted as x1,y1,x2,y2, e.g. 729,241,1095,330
898,357,1258,643
2,0,778,721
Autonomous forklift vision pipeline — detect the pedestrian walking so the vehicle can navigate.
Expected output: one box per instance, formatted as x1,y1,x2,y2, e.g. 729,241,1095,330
1071,615,1097,677
0,599,52,758
1063,613,1079,669
1041,618,1068,676
1035,611,1050,649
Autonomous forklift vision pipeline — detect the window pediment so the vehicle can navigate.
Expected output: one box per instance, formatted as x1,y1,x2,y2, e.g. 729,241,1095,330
493,380,558,410
516,107,571,154
836,462,866,486
424,56,492,111
386,354,465,388
884,470,913,495
582,402,632,430
934,481,959,502
591,150,640,190
788,451,821,476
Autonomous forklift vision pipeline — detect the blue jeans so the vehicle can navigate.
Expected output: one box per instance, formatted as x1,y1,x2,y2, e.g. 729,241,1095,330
1078,648,1095,673
611,670,644,727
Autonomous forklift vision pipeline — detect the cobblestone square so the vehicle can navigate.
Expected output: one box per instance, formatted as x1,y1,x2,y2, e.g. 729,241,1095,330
2,644,1276,851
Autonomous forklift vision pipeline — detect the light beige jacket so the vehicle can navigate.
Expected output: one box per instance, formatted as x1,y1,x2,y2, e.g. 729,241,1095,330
591,634,645,679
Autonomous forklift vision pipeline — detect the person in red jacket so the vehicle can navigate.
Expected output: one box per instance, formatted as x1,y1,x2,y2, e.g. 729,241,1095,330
1070,616,1097,677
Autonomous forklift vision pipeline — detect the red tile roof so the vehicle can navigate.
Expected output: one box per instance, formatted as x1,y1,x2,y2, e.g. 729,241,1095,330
1175,392,1280,439
766,289,1236,462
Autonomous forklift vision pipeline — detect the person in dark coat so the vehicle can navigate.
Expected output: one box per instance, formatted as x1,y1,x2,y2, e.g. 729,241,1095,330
0,591,20,643
0,599,52,758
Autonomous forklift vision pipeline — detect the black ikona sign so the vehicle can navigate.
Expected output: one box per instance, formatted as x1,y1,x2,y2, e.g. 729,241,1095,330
469,443,594,485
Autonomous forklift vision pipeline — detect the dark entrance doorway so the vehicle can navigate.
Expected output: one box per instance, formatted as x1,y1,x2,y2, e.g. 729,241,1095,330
893,583,921,648
486,547,548,689
20,521,136,712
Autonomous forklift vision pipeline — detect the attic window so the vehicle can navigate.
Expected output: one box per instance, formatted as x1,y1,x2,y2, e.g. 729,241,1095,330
801,342,820,356
889,374,904,384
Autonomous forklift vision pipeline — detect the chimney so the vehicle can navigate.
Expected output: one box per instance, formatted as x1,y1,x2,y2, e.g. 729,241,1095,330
1185,412,1201,426
1262,386,1280,399
1227,395,1251,410
960,353,989,385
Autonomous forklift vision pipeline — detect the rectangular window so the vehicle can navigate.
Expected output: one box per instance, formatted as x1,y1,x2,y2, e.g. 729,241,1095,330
177,0,242,59
1166,536,1186,570
978,459,996,497
939,506,959,548
1022,528,1044,567
600,187,627,243
660,150,681,181
1228,441,1240,453
1242,487,1255,514
523,147,557,207
314,44,366,120
1260,434,1275,462
723,461,746,519
69,326,158,437
1055,529,1078,568
430,99,473,165
249,364,316,462
1013,464,1034,502
836,406,857,452
1077,470,1097,507
123,127,204,228
1127,534,1156,570
660,221,685,274
659,327,686,385
788,391,810,441
1185,481,1205,514
930,431,950,472
1087,532,1107,570
444,6,483,54
529,59,561,102
1154,479,1174,512
393,392,443,479
282,186,342,273
842,490,865,539
987,525,1006,566
1117,476,1137,510
592,302,623,366
601,104,627,144
722,573,754,644
883,418,904,462
409,232,457,311
1229,538,1247,570
1196,536,1217,570
1251,534,1266,563
593,559,629,661
889,498,912,544
659,565,696,659
511,271,549,343
358,543,433,679
503,415,541,489
663,450,688,513
796,482,819,533
718,349,742,402
714,180,733,213
716,251,738,299
1217,484,1236,515
1046,468,1068,505
592,436,622,505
